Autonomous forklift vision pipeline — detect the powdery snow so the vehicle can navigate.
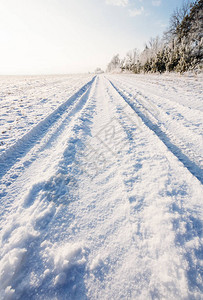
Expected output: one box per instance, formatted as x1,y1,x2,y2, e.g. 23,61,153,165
0,74,202,299
0,74,94,155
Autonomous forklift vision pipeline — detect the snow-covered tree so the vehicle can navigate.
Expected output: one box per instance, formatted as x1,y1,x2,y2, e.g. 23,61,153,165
95,67,104,74
106,54,121,72
124,49,139,71
106,0,203,73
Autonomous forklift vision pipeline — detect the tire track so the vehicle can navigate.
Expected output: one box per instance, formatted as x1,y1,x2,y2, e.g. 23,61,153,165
0,77,99,299
109,76,203,169
0,76,96,180
103,76,203,298
107,78,203,184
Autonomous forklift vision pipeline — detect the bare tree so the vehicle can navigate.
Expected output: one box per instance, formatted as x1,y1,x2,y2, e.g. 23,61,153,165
164,0,193,41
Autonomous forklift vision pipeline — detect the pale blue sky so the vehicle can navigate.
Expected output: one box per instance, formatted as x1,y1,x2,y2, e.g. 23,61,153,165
0,0,185,74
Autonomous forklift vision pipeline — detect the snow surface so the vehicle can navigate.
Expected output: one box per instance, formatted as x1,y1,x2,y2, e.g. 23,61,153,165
0,73,202,299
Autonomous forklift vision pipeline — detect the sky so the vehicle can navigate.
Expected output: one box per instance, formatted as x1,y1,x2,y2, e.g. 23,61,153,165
0,0,185,74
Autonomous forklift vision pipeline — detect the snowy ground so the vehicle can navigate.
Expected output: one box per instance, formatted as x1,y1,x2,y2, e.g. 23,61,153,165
0,73,202,299
0,75,93,154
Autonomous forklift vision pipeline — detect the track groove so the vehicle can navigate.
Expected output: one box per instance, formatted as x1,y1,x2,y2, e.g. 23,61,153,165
107,78,203,184
0,76,96,180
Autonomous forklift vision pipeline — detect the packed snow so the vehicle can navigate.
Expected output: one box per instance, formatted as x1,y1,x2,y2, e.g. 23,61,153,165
0,73,202,299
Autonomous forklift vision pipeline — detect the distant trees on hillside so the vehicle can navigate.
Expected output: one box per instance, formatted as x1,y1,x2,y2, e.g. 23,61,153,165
107,0,203,74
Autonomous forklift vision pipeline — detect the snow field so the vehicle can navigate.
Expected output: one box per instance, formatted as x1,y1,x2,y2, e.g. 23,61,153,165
0,74,202,299
0,74,94,155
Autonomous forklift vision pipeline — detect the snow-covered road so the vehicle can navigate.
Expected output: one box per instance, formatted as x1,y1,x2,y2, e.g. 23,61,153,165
0,74,202,299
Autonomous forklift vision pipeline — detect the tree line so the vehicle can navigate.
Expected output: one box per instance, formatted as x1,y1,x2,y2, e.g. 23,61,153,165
107,0,203,74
